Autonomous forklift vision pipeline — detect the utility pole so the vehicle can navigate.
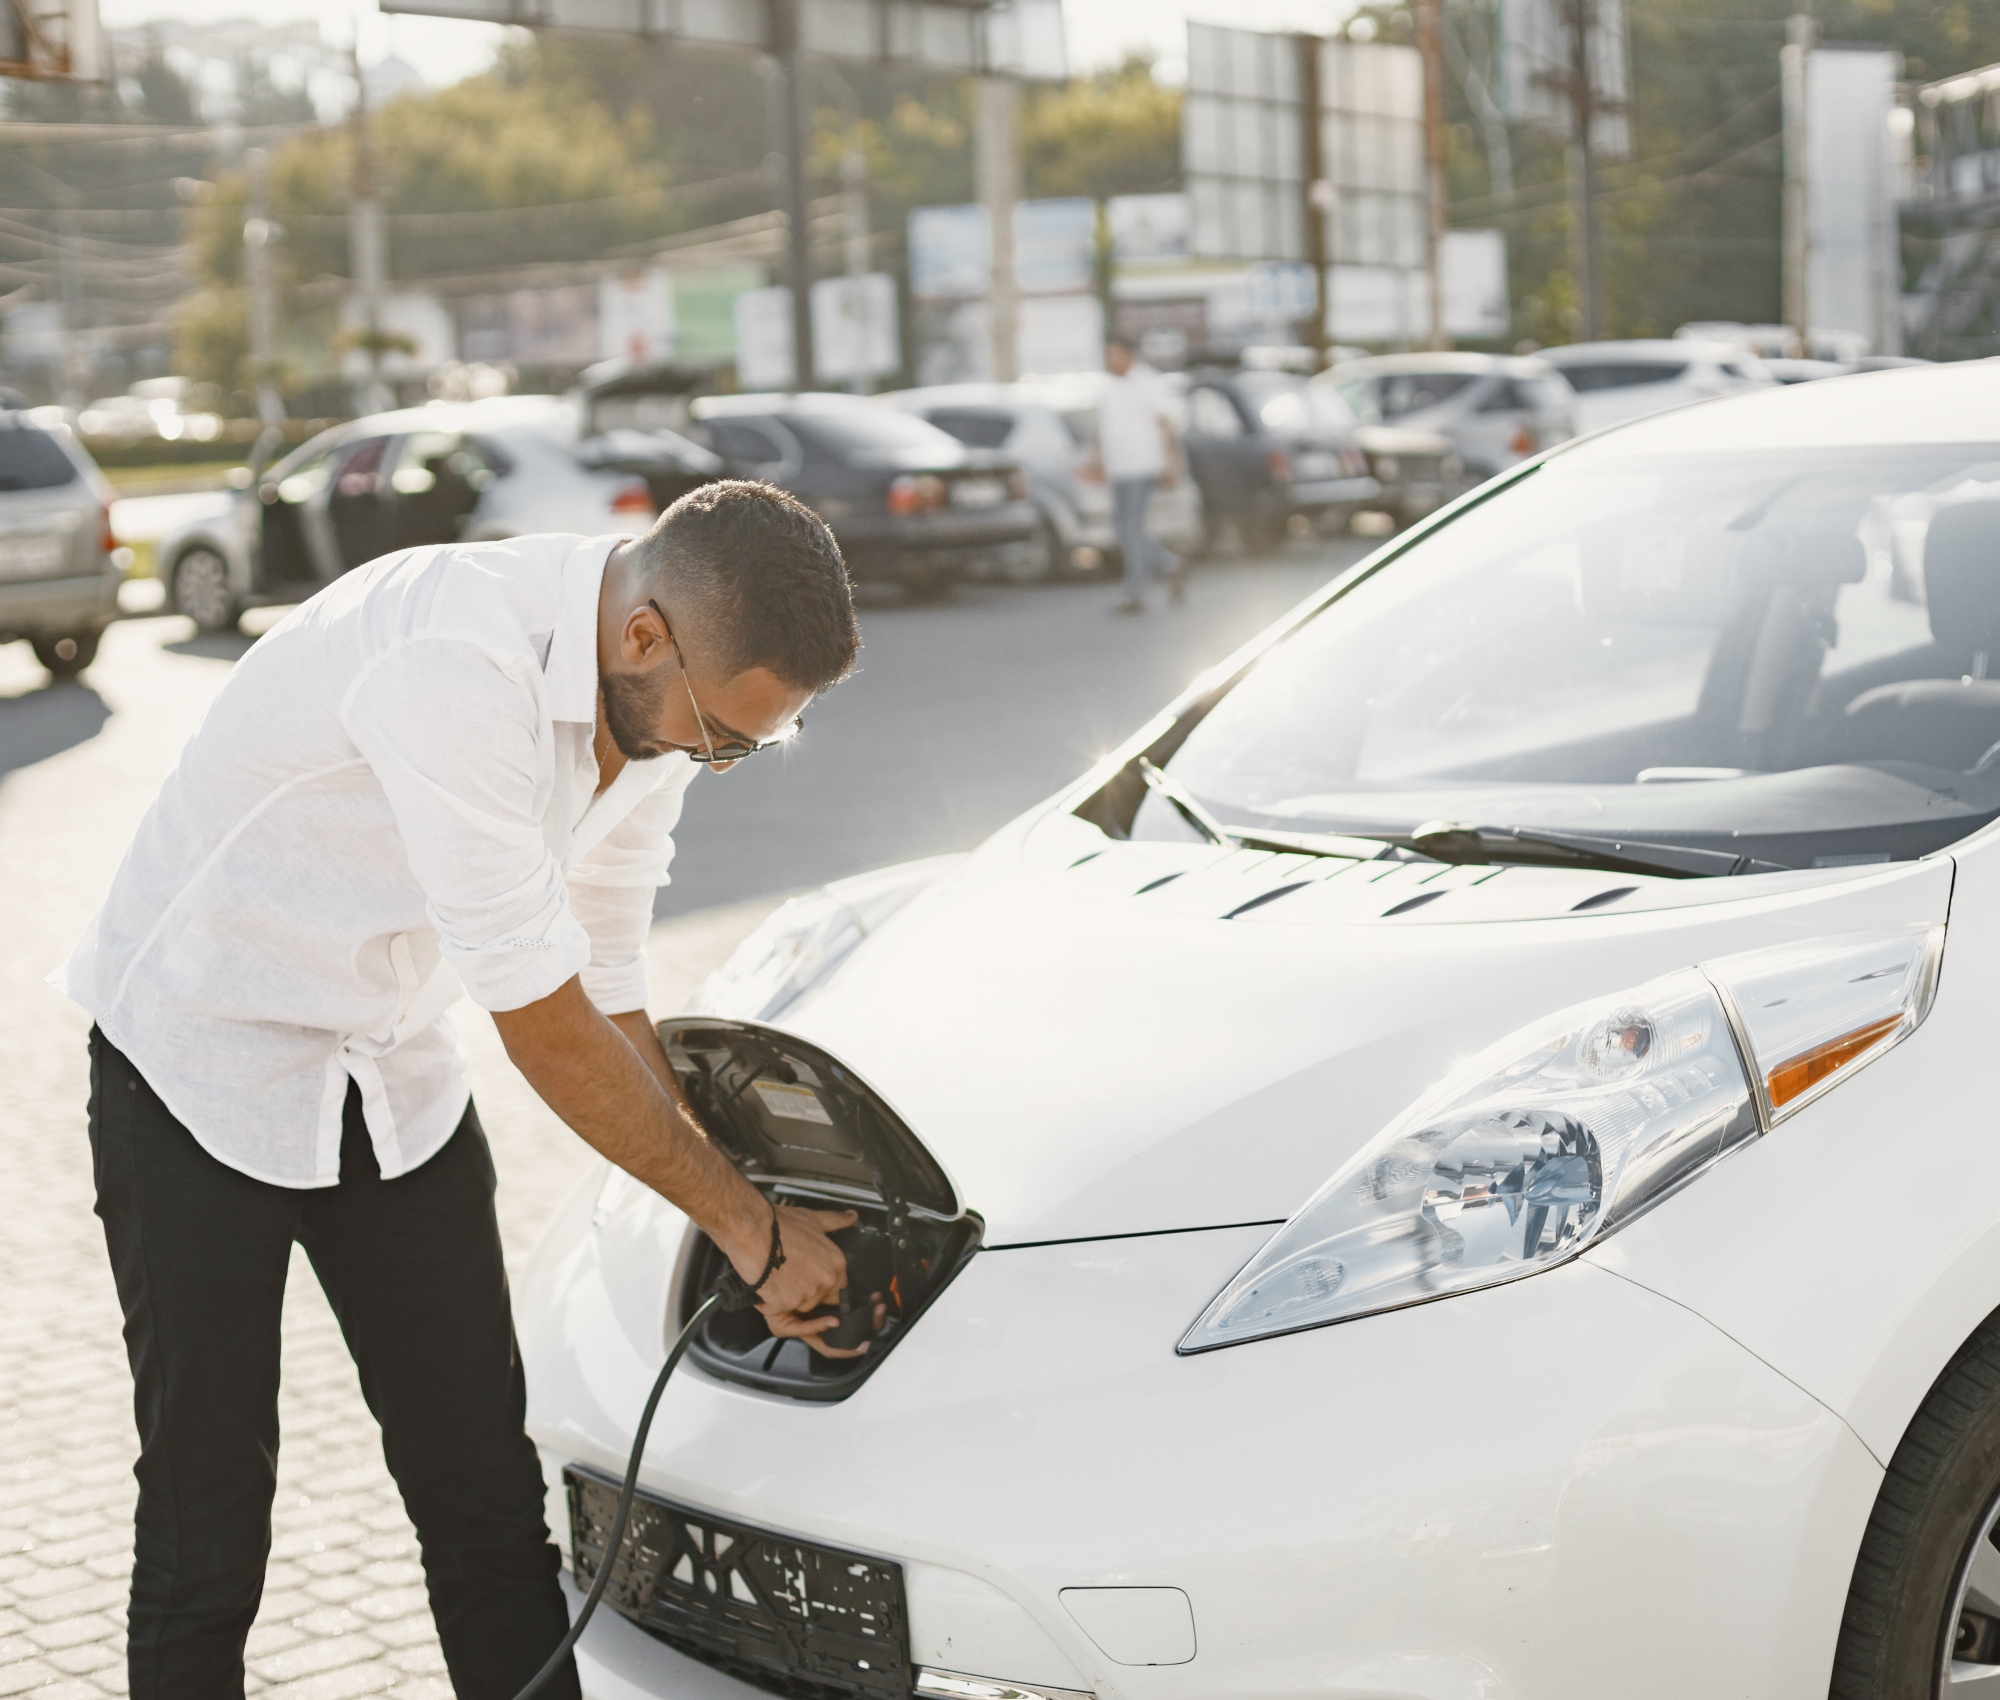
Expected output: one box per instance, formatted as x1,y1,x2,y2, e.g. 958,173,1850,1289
1298,34,1333,364
975,75,1020,381
243,147,284,470
840,145,871,394
1562,0,1599,341
1415,0,1450,348
769,0,815,389
348,45,391,414
1781,8,1816,356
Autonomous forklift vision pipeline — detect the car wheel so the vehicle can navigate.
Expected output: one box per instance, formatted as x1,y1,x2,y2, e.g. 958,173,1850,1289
1831,1306,2000,1697
31,628,100,680
171,546,238,634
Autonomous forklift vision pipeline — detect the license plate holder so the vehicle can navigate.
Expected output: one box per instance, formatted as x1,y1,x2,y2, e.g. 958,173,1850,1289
0,532,69,581
566,1468,910,1700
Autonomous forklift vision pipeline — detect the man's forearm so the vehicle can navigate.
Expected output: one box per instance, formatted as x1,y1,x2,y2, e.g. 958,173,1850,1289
493,977,768,1258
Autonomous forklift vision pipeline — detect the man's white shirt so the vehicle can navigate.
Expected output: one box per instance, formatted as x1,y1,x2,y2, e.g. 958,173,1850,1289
54,533,696,1188
1097,363,1176,481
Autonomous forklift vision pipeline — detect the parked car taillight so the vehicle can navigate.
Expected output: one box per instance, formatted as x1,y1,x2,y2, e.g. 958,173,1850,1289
887,474,948,516
1267,450,1294,484
1510,423,1539,457
98,503,116,555
610,481,655,520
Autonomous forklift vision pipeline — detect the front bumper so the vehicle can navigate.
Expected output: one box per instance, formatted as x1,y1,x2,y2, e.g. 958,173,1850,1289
523,1192,1879,1700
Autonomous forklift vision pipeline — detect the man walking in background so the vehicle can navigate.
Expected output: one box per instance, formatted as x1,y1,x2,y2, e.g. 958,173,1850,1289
1098,333,1186,615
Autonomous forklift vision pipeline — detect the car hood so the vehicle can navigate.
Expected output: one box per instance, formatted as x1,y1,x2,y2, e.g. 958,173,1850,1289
773,806,1956,1246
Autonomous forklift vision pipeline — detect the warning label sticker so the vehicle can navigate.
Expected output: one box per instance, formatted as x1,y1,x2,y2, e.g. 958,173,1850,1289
753,1080,834,1125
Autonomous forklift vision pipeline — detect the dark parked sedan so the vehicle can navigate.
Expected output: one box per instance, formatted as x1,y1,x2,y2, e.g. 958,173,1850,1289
1180,367,1379,552
686,393,1042,594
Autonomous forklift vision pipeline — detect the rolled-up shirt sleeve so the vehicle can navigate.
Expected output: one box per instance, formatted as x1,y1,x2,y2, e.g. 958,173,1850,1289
565,768,689,1014
342,638,590,1012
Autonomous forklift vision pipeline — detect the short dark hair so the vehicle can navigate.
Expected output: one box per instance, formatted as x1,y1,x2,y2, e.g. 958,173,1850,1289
632,480,858,693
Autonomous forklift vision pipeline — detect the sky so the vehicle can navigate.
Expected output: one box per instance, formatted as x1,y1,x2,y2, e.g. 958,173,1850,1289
96,0,1362,91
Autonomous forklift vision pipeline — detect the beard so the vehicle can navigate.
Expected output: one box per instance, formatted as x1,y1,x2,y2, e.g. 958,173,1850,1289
600,665,675,762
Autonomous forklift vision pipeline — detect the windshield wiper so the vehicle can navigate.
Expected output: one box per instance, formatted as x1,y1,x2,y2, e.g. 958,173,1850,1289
1390,821,1786,880
1134,761,1396,861
1132,763,1788,880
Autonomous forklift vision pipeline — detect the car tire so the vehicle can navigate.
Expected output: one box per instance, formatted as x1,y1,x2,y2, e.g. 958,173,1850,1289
1831,1305,2000,1698
171,546,239,634
31,628,100,680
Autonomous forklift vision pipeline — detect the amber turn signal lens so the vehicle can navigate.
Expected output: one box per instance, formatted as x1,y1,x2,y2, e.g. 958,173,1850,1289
1767,1014,1904,1109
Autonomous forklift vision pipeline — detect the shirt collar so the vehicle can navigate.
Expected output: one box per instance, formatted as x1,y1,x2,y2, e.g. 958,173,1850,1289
544,536,621,725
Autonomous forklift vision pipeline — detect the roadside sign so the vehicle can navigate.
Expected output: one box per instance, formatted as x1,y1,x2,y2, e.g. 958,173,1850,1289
1014,197,1096,293
378,0,1067,79
1108,193,1191,265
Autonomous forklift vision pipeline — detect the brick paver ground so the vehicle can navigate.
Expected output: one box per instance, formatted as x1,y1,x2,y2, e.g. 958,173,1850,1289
1,614,778,1698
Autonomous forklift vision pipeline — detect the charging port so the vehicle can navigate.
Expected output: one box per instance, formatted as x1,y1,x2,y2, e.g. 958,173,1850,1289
661,1018,982,1402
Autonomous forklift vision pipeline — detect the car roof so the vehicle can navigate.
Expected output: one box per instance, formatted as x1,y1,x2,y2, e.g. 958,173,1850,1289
1563,358,2000,457
883,385,1033,411
693,391,896,418
1542,339,1738,364
1330,352,1549,379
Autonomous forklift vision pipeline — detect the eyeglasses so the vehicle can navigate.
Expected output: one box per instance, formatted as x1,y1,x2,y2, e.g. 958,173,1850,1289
648,600,803,765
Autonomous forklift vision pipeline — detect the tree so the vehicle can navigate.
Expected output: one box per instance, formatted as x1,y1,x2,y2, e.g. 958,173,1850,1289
1022,56,1180,200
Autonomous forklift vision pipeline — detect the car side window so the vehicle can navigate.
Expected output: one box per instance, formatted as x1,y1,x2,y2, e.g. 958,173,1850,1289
1475,379,1528,413
1188,386,1245,438
1559,361,1689,393
271,449,335,506
333,437,390,497
390,431,495,496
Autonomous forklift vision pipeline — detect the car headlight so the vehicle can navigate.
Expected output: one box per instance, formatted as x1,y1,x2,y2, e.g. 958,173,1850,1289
687,854,964,1023
1181,924,1943,1352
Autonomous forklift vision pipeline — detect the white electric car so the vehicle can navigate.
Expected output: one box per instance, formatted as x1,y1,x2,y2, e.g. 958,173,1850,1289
522,361,2000,1700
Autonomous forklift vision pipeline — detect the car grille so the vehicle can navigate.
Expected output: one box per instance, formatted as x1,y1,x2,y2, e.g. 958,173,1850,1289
567,1468,911,1700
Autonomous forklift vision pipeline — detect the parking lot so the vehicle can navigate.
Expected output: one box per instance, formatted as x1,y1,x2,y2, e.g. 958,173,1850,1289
0,539,1358,1698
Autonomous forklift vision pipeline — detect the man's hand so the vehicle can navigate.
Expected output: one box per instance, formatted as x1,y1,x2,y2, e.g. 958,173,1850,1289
723,1202,884,1358
494,979,863,1358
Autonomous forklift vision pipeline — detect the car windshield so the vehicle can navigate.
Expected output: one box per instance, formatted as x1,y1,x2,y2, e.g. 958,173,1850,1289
1234,372,1356,434
781,403,963,462
1341,370,1481,421
0,423,77,491
1141,444,2000,868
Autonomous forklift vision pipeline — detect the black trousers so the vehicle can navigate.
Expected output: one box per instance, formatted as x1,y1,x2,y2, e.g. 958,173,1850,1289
87,1028,580,1700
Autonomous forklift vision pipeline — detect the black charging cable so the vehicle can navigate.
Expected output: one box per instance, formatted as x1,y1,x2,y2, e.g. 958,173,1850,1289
510,1271,762,1700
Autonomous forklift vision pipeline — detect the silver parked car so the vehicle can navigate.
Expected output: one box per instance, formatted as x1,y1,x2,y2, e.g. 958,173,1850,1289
884,377,1202,577
1538,338,1774,434
0,413,120,680
1325,352,1579,480
159,395,701,634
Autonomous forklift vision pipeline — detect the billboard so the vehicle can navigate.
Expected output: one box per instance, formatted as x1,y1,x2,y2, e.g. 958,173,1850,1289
1014,196,1096,293
1108,193,1191,265
378,0,1066,79
1807,47,1899,355
1499,0,1631,159
1184,21,1307,263
1184,22,1425,270
910,197,1098,299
